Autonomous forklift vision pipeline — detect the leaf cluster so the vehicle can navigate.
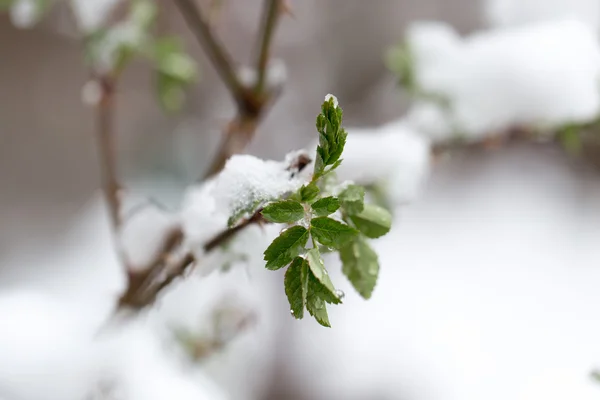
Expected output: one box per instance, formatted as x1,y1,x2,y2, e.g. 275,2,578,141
260,96,392,327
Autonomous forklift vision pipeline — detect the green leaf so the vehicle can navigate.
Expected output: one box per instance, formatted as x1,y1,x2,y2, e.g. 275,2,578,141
261,200,305,223
385,42,417,95
311,196,340,217
306,273,331,327
326,128,347,166
313,94,347,178
131,0,158,30
338,184,365,215
156,73,185,112
155,37,198,83
328,158,343,172
306,249,340,304
285,257,309,319
340,237,379,299
310,217,357,249
349,204,392,239
264,226,309,270
558,125,582,156
0,0,14,11
314,150,326,177
153,36,198,112
299,183,320,202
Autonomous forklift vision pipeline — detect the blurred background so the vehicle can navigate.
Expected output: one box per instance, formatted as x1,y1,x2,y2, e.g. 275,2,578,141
2,0,600,399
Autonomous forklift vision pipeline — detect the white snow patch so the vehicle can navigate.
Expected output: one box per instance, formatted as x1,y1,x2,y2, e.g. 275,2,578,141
9,0,40,29
0,289,97,400
237,60,287,89
70,0,122,33
484,0,600,31
119,204,180,272
0,288,228,400
335,120,431,204
89,20,146,73
324,93,339,108
213,154,304,218
404,19,600,140
180,181,228,272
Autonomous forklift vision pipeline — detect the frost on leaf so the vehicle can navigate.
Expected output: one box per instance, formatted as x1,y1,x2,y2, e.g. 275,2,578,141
214,155,304,227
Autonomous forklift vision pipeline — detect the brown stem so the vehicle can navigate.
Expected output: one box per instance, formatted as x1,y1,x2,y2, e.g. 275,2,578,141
173,0,249,110
203,113,259,178
431,126,540,158
95,77,122,230
173,0,284,180
117,0,291,310
117,209,266,309
117,153,310,310
254,0,282,95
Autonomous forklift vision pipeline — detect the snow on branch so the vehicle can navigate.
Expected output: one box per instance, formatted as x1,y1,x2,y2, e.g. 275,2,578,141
395,20,600,142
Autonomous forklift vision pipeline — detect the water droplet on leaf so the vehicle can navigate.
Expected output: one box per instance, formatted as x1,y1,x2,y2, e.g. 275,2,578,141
335,290,345,300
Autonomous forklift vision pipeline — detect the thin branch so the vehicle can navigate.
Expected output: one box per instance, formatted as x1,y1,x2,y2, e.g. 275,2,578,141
117,209,266,309
431,127,531,157
117,153,311,310
116,0,290,310
202,113,259,178
173,0,249,110
95,76,122,230
173,0,284,179
254,0,282,95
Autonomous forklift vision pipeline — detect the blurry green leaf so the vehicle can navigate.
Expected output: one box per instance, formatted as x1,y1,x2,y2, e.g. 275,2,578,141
155,37,198,83
131,0,157,30
338,184,365,215
310,217,357,249
264,226,309,270
349,204,392,239
153,36,198,112
261,200,304,223
558,125,582,156
340,237,379,299
0,0,14,10
385,42,416,94
157,73,186,112
364,183,393,214
311,196,340,217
